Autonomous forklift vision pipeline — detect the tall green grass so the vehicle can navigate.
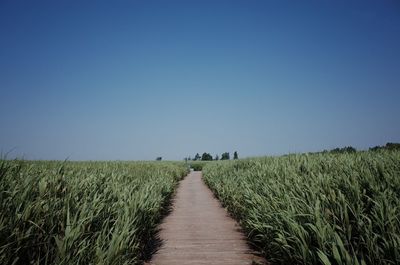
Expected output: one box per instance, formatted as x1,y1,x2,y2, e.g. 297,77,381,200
0,160,187,264
203,150,400,265
188,161,209,171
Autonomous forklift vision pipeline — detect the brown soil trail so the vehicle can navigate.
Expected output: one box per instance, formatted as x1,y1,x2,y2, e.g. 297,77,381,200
148,171,266,265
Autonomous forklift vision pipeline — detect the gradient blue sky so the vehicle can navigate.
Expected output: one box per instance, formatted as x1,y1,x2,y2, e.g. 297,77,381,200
1,0,399,160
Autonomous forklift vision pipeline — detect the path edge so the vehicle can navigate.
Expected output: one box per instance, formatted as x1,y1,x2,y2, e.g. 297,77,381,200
141,170,190,264
201,171,269,265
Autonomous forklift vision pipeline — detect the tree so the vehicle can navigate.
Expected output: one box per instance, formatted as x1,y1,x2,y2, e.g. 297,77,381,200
370,142,400,151
221,152,230,160
194,153,201,161
201,152,213,161
369,146,381,151
156,157,162,161
233,151,238,159
214,154,219,161
331,146,356,154
385,142,400,150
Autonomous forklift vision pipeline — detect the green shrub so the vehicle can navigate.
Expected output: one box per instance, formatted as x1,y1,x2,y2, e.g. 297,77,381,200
190,161,207,171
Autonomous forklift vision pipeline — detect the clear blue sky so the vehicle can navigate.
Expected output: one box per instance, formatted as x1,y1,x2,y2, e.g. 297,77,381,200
1,0,399,160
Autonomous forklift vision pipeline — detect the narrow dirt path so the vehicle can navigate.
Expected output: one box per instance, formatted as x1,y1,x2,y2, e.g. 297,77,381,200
148,171,265,265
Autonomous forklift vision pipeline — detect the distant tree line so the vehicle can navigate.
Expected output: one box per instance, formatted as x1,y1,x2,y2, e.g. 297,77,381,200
313,142,400,155
177,142,400,162
328,146,357,154
369,142,400,151
184,151,239,161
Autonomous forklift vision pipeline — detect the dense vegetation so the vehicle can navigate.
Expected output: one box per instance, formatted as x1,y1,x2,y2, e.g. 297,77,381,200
185,151,238,161
370,142,400,152
203,150,400,265
188,161,208,171
0,160,187,265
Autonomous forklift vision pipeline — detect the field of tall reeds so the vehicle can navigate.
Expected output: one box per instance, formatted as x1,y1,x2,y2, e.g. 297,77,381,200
0,160,187,265
203,150,400,265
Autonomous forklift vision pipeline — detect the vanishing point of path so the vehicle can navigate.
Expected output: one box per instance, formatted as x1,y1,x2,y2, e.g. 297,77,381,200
149,171,266,265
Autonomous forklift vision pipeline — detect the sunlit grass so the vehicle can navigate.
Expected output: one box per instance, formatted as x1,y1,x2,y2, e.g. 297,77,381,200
203,150,400,265
0,160,187,264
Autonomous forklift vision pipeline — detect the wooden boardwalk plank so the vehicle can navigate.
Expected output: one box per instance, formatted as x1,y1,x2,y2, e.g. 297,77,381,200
148,171,266,265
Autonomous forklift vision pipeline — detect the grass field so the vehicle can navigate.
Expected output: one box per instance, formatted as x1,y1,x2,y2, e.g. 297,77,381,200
0,160,187,264
203,150,400,265
2,150,399,265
